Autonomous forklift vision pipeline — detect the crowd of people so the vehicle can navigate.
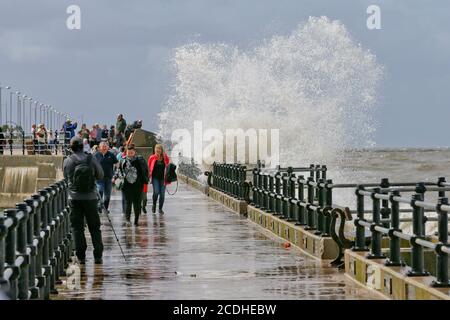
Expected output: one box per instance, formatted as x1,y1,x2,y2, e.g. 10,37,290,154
62,114,172,265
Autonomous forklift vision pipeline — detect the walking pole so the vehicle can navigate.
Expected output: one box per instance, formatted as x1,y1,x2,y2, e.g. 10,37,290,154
103,208,128,262
97,191,127,262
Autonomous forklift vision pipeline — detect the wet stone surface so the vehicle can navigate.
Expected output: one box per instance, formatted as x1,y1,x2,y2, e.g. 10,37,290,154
54,184,380,300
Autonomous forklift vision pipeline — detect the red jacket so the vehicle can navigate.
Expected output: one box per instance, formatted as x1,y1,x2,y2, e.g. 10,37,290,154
148,153,170,186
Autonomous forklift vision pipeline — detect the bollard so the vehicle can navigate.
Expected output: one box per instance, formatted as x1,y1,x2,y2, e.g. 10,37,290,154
407,185,429,277
385,191,402,266
15,203,30,300
353,185,369,251
367,188,385,259
431,197,450,287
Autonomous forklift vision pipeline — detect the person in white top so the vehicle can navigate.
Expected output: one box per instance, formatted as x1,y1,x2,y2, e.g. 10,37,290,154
83,138,91,153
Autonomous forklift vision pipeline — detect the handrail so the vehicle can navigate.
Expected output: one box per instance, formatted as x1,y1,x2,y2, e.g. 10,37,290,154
0,180,73,299
207,162,450,289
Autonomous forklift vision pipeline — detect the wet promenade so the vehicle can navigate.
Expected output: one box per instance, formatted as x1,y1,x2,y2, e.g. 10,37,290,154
55,183,381,300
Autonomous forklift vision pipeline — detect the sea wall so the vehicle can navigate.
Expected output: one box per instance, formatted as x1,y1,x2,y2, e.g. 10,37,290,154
0,155,64,208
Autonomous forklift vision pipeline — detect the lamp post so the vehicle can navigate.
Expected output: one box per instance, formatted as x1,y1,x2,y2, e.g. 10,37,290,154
15,91,21,129
33,101,38,128
22,94,27,131
9,90,13,128
39,103,44,124
27,97,33,133
0,85,11,126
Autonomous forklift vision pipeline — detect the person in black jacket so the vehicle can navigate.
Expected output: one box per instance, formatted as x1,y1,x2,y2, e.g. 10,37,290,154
63,137,104,264
94,141,118,212
119,143,149,226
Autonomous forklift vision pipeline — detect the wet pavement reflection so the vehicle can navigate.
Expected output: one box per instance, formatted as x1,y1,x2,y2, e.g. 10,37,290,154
55,184,380,300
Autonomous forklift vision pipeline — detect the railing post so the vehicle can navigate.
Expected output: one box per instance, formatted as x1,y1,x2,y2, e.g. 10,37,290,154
24,197,39,298
323,179,333,236
407,184,429,277
274,172,281,216
267,174,274,213
380,178,391,228
44,186,58,295
252,168,258,206
287,173,296,221
4,209,19,299
280,173,288,219
437,177,446,198
39,189,52,299
386,190,402,266
315,165,321,199
304,177,316,230
261,173,268,211
0,215,8,293
432,197,450,287
32,193,45,299
353,185,369,251
15,203,30,300
315,178,325,235
367,188,385,259
296,176,306,226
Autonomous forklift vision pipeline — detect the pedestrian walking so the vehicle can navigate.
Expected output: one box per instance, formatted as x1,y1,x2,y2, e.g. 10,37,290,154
116,114,127,135
119,144,149,226
63,137,104,264
148,144,170,214
95,141,118,212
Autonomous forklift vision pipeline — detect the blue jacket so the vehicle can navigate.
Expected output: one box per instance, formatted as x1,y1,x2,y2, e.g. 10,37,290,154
63,122,78,139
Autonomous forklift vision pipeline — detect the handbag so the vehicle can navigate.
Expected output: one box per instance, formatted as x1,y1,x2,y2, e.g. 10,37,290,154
113,177,124,190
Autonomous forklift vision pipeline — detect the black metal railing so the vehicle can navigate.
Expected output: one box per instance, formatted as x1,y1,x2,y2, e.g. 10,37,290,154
209,162,251,200
205,162,450,289
0,180,73,299
353,180,450,287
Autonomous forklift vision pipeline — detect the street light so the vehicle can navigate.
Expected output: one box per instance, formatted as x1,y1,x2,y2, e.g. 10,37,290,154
2,86,11,127
33,101,38,128
39,103,44,124
15,91,21,129
0,84,10,125
27,97,33,133
22,94,27,131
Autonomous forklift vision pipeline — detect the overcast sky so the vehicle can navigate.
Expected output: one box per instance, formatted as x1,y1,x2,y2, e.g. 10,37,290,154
0,0,449,147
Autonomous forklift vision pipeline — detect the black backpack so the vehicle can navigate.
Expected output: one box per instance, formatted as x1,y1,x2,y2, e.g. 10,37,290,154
72,154,95,193
166,163,177,183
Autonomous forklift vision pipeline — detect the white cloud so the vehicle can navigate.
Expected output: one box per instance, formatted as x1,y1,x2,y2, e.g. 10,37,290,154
0,31,55,63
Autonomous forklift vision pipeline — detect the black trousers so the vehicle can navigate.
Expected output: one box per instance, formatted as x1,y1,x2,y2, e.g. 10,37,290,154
124,188,143,224
69,199,104,260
